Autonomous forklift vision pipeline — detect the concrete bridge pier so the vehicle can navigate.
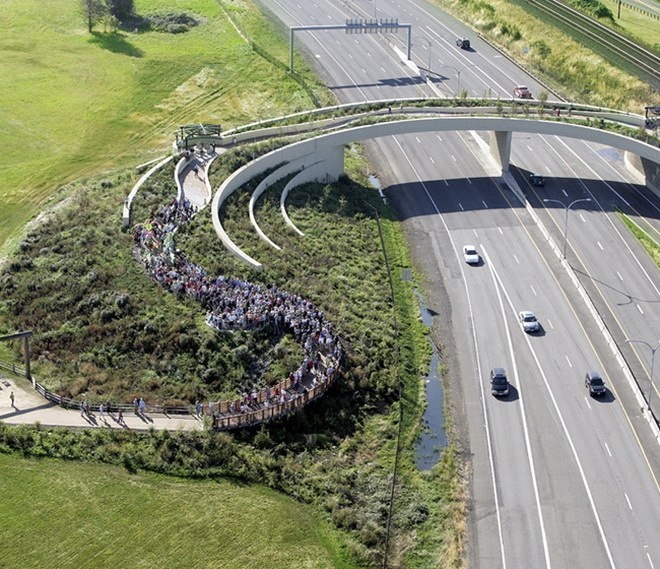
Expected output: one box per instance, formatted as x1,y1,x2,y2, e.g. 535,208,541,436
318,144,344,182
490,130,513,173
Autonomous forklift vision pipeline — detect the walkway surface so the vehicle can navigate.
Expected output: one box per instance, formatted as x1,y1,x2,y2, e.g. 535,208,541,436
0,373,202,431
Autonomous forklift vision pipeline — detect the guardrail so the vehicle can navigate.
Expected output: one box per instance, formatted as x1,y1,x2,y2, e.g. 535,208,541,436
0,355,338,431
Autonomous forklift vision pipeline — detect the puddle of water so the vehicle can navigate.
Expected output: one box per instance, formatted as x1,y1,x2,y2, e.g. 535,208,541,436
368,175,387,202
414,290,447,471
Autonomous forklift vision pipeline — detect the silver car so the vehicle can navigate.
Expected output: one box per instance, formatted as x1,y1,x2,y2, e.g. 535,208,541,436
463,245,480,265
519,310,540,333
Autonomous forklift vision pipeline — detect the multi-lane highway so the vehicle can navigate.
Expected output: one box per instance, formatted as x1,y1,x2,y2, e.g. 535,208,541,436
257,1,660,567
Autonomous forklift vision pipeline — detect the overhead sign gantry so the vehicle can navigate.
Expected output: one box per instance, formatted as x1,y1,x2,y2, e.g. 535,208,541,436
289,19,412,72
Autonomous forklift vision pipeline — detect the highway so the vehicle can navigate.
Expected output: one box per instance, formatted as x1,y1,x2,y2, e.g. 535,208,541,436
257,0,660,567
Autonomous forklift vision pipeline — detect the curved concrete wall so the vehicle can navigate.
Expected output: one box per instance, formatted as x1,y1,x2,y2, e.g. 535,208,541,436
213,117,660,269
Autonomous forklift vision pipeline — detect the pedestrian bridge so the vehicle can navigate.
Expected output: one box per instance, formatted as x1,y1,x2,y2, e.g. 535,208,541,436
212,115,660,270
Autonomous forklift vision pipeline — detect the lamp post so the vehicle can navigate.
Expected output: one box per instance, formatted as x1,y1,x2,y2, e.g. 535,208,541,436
626,338,659,414
542,197,592,259
437,64,476,97
415,37,432,74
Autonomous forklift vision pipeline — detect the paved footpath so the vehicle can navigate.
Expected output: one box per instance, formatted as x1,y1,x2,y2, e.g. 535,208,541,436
0,375,203,432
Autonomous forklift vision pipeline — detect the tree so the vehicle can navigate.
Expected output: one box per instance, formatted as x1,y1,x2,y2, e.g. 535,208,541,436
108,0,134,20
82,0,108,33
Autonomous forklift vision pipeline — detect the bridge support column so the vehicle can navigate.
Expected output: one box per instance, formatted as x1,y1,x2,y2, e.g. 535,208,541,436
317,144,344,182
640,156,660,199
490,130,512,173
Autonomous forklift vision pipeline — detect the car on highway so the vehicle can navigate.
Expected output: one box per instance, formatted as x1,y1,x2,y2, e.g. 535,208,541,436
513,85,533,99
456,37,470,49
490,368,510,397
585,370,606,397
519,310,540,333
463,245,480,264
529,173,545,186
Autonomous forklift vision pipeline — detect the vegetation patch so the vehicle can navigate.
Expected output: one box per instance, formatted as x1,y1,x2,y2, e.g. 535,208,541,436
618,211,660,266
146,12,201,34
431,0,659,110
0,452,353,569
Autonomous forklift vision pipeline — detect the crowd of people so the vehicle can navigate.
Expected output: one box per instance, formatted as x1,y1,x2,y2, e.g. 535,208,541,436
132,196,343,423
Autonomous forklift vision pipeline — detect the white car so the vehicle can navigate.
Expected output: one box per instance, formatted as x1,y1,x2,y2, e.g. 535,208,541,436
463,245,480,264
519,310,540,333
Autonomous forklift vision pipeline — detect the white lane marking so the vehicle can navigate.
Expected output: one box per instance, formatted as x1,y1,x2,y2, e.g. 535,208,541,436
498,226,503,235
407,161,507,567
415,136,421,143
637,304,644,315
486,247,617,568
562,189,569,197
452,155,457,161
647,551,655,568
597,242,603,250
585,397,592,410
579,213,586,222
616,271,623,281
566,355,573,368
530,285,537,296
513,254,520,264
624,493,633,510
367,52,372,58
483,200,489,208
473,229,479,237
459,203,464,211
604,442,612,457
483,248,552,569
429,156,435,164
437,134,443,142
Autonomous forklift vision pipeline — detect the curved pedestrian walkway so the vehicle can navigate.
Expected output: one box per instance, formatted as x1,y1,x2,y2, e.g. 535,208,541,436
1,143,341,433
0,372,202,431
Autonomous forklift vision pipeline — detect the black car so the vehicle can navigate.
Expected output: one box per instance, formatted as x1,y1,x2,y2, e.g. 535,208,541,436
456,38,470,49
490,368,509,397
529,173,545,186
585,371,606,397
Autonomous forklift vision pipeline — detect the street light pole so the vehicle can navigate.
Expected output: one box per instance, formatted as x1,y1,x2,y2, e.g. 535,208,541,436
414,37,432,74
626,339,659,414
437,64,476,97
542,197,592,259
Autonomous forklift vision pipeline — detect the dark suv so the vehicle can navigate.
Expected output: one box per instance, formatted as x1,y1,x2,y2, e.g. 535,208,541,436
529,173,545,186
585,371,606,397
490,368,510,397
456,38,470,49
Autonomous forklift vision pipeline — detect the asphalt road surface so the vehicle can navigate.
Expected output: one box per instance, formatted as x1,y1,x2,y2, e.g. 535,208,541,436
259,1,660,567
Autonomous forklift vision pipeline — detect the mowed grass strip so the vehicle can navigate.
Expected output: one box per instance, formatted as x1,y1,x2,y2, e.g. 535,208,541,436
0,454,354,569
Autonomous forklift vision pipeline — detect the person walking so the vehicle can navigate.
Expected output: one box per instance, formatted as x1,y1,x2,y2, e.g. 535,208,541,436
9,390,14,407
99,403,105,421
138,397,146,415
195,400,202,417
117,408,124,425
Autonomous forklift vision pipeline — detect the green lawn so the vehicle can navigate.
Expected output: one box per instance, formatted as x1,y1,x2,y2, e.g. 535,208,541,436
0,0,327,257
0,453,354,569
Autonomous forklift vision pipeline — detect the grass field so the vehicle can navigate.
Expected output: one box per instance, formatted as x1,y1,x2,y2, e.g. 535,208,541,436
0,0,329,258
0,453,354,569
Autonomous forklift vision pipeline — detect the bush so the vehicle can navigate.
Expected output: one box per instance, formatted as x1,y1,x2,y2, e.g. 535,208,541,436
147,12,200,34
